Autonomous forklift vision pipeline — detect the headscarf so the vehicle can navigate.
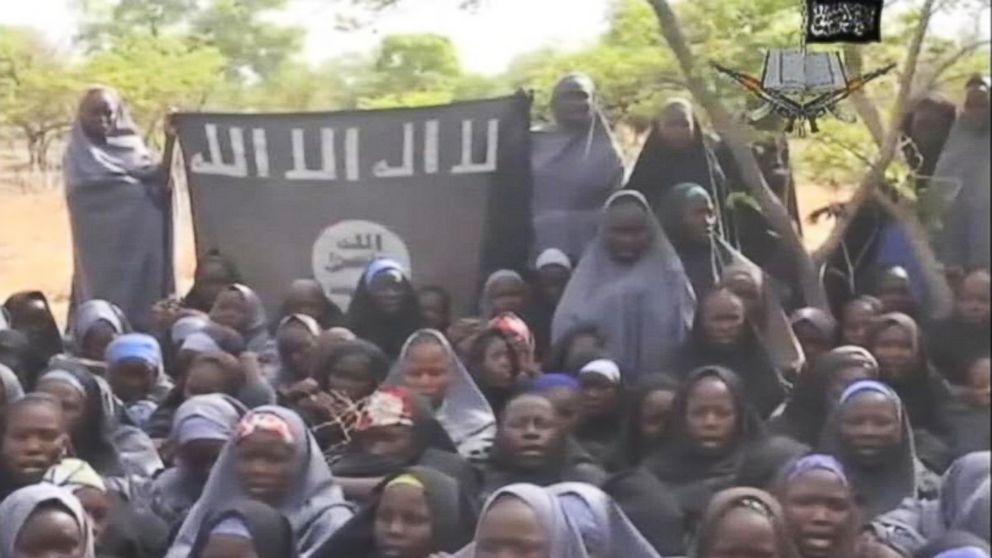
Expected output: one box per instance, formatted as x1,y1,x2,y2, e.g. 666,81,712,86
224,284,273,354
549,482,661,558
70,299,130,354
868,312,953,435
775,345,880,446
385,329,496,462
777,455,863,558
528,372,581,393
479,270,527,319
170,314,210,348
956,479,990,544
610,373,680,470
456,483,588,558
0,484,96,558
552,190,696,378
535,248,573,271
276,278,344,331
579,358,622,384
0,329,46,390
930,108,991,271
106,332,172,402
941,452,991,532
627,99,730,238
0,362,25,406
166,406,353,557
692,487,800,558
735,436,811,490
791,307,839,342
188,500,300,558
531,73,625,259
183,249,241,313
313,467,477,558
3,290,64,366
644,366,767,517
172,394,247,447
819,380,921,518
347,258,423,358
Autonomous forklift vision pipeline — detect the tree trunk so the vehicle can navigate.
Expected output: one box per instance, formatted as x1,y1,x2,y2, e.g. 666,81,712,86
645,0,828,309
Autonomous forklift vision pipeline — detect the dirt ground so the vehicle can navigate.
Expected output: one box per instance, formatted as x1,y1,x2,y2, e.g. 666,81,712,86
0,178,842,327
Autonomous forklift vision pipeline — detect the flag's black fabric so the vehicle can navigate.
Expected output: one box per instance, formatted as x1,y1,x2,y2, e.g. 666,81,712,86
806,0,884,43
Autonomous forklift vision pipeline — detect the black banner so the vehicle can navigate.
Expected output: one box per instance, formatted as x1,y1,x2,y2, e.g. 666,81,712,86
806,0,884,43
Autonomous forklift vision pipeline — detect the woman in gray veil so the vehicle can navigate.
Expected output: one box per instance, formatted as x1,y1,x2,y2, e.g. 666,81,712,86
531,73,625,261
551,190,695,378
63,86,175,332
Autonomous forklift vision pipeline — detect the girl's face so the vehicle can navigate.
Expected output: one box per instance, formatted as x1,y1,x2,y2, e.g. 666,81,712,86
74,486,111,541
838,393,902,466
639,389,677,445
184,361,232,399
475,496,549,558
14,505,87,558
499,396,562,470
794,323,832,362
326,353,377,401
200,534,259,558
579,373,620,419
840,301,875,347
701,293,746,347
358,425,417,462
878,276,915,315
956,272,990,324
658,111,694,150
685,377,739,453
870,325,916,381
0,402,66,486
536,265,570,304
235,431,296,506
369,273,406,316
277,325,317,380
37,381,86,435
681,196,716,245
403,342,452,408
825,367,873,408
782,470,855,558
81,321,117,362
374,483,435,558
80,90,116,141
210,291,251,334
108,359,155,403
963,357,991,408
724,275,762,319
488,278,527,317
541,387,581,435
179,439,227,481
706,507,781,558
417,291,448,332
604,202,652,265
478,336,516,390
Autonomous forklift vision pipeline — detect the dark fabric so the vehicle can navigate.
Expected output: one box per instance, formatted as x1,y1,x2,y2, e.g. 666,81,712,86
0,329,47,392
915,531,991,558
672,310,784,419
188,500,300,558
643,366,768,521
927,317,991,385
312,467,478,558
609,373,680,471
900,97,957,195
3,291,64,380
939,400,991,460
182,250,241,313
604,468,687,556
346,271,423,358
693,487,800,558
542,323,606,374
97,494,170,558
271,279,345,333
478,434,607,500
735,435,810,490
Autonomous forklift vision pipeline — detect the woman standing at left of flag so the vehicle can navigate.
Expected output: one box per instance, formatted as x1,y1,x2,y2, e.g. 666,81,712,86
63,86,176,333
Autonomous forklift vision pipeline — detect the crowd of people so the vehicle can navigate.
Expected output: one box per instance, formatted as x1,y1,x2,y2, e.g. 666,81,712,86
0,72,988,558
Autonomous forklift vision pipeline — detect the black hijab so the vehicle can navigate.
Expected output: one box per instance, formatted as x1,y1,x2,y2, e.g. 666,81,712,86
189,500,299,558
674,291,784,418
643,366,768,519
734,435,810,490
312,467,477,558
610,373,680,471
773,346,880,446
542,323,606,374
273,278,345,332
3,291,63,381
346,264,423,358
0,329,47,391
182,249,241,313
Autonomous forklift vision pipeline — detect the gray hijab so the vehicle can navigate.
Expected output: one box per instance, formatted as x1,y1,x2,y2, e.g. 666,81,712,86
0,363,24,404
479,269,526,319
930,116,991,270
385,329,496,462
165,405,352,558
0,484,96,558
70,299,129,352
549,482,661,558
552,190,695,378
454,483,588,558
531,73,625,258
229,284,273,354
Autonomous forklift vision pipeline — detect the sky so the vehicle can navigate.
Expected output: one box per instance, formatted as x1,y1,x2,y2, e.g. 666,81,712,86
0,0,612,74
0,0,987,75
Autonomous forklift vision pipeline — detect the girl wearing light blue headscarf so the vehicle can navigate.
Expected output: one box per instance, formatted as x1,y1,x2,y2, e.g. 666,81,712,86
105,333,172,428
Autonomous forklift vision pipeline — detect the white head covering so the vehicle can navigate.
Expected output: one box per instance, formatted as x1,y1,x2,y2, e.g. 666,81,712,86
165,405,352,557
535,248,573,271
228,284,272,353
0,363,24,404
385,329,496,462
278,314,322,337
171,315,211,347
0,484,96,558
552,190,696,378
549,482,661,558
579,359,622,384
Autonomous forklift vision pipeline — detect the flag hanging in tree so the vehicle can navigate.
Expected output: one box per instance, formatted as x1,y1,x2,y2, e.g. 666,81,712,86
805,0,884,43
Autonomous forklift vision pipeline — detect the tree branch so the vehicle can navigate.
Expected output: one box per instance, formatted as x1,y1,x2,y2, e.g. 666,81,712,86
916,38,992,97
645,0,828,309
844,45,886,148
812,0,937,264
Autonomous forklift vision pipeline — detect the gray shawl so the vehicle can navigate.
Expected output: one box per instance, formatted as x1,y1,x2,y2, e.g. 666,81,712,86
0,484,96,558
531,73,625,259
165,405,353,558
552,191,696,378
385,329,496,462
549,482,661,558
63,96,173,332
930,119,991,270
69,299,129,354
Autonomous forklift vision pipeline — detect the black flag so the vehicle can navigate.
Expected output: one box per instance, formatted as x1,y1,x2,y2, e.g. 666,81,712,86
805,0,884,43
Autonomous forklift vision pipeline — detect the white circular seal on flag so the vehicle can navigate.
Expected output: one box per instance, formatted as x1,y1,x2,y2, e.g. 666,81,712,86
312,220,411,311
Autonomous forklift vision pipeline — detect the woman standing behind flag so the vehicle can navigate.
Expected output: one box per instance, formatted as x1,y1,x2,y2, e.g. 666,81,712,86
63,86,175,332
